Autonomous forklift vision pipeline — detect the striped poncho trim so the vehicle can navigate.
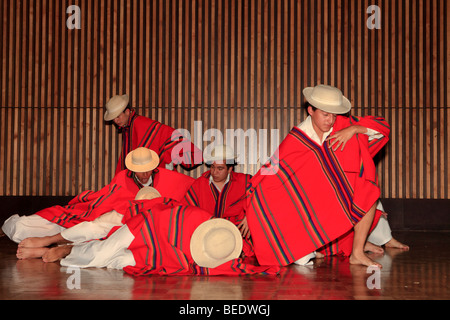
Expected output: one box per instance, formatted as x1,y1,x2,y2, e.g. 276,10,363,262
184,171,251,219
52,184,123,226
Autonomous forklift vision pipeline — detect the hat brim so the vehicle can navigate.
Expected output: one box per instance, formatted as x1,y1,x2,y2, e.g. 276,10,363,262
125,149,159,172
190,218,243,269
204,156,237,165
104,109,125,122
134,186,161,200
303,87,352,114
104,94,130,121
203,145,238,165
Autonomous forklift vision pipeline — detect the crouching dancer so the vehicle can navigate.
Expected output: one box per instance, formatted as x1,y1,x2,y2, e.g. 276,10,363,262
6,147,194,257
15,187,161,260
246,85,391,268
2,147,161,244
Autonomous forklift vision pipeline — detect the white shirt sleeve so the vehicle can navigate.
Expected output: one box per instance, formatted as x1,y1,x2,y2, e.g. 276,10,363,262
365,128,384,141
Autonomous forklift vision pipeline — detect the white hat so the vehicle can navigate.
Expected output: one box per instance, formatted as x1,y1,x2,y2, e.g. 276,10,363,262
134,186,161,200
190,218,243,268
204,144,237,165
125,147,160,173
302,85,351,114
104,94,130,121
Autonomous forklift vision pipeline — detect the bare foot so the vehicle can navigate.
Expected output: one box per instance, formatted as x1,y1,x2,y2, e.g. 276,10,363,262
364,241,384,254
19,236,54,248
16,247,49,260
385,238,409,250
42,245,73,263
349,252,382,268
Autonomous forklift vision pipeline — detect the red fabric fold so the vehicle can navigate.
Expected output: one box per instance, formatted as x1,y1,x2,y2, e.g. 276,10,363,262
116,112,202,175
36,169,195,229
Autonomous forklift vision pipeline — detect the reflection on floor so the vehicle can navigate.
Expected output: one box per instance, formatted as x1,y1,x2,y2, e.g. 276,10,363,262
1,231,449,300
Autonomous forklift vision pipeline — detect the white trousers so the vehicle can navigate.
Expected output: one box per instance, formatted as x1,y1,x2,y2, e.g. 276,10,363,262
60,224,136,270
1,210,123,244
61,210,124,244
367,201,392,246
1,214,65,243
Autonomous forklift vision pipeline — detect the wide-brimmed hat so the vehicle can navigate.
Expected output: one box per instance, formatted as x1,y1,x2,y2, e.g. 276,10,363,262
190,218,243,268
125,147,160,173
302,85,351,114
104,94,130,121
204,144,237,165
134,186,161,200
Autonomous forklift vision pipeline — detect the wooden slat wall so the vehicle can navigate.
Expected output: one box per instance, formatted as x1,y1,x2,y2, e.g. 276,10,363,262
0,0,448,199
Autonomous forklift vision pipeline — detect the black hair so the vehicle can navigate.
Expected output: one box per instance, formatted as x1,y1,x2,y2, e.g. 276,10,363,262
305,102,317,112
205,161,236,169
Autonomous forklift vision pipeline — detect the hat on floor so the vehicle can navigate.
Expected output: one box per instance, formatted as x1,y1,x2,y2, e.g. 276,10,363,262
125,147,160,173
104,94,130,121
190,218,243,268
204,144,237,165
134,186,161,201
302,84,351,114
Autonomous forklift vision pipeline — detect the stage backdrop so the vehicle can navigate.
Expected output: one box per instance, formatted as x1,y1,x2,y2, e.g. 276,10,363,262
0,0,448,214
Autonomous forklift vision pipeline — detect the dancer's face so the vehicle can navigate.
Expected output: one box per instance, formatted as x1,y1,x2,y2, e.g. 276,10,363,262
113,109,131,128
135,170,153,184
210,161,232,184
308,106,337,136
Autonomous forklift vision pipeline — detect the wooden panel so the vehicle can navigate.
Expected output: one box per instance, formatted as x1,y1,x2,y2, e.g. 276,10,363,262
0,0,448,200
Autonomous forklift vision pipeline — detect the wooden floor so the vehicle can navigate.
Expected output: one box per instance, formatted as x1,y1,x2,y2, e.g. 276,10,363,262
0,231,449,301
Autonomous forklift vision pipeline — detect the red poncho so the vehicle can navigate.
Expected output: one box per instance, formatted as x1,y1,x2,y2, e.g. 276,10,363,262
36,169,195,229
182,171,254,256
246,115,390,266
122,198,280,276
183,171,251,223
36,170,139,228
153,168,195,202
116,111,202,175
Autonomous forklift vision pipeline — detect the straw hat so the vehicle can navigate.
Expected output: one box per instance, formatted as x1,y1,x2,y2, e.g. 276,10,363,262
104,94,130,121
134,186,161,200
302,84,351,114
190,218,243,268
125,147,160,173
204,144,237,165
